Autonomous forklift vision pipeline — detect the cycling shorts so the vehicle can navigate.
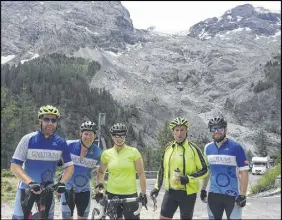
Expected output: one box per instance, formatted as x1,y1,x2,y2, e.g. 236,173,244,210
12,188,55,220
61,190,91,218
207,192,242,220
106,191,140,220
160,189,197,219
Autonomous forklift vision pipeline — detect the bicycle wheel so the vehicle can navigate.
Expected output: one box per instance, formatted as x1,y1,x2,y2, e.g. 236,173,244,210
91,207,101,219
31,212,39,220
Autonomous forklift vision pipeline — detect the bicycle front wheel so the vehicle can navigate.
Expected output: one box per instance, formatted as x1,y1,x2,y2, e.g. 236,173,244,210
91,207,103,220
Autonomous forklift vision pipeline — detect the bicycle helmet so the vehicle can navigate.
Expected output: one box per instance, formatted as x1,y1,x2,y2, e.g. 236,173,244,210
80,121,98,133
38,105,60,119
208,116,227,128
109,123,127,136
169,117,189,131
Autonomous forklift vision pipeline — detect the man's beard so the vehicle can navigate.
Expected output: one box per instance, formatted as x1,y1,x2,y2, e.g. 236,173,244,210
213,133,226,143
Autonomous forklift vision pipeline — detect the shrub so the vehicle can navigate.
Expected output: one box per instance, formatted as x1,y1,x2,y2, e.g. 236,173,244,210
1,169,14,178
250,165,281,194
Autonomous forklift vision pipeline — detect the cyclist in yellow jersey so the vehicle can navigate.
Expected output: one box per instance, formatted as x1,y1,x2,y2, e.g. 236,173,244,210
96,123,147,219
150,117,209,220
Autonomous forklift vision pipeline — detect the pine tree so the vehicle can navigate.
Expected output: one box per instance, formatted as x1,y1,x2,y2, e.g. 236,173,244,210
157,120,174,148
254,130,268,156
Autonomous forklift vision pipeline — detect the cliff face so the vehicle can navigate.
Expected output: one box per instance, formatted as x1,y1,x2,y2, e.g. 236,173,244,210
1,2,281,154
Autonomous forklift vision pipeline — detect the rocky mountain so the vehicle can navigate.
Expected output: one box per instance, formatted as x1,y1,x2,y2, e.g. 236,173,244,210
1,1,151,64
188,4,281,40
1,2,281,155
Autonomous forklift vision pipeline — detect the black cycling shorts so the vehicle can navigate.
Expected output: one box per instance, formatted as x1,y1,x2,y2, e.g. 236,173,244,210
65,190,90,217
106,191,140,220
160,189,197,219
20,189,53,219
207,192,242,219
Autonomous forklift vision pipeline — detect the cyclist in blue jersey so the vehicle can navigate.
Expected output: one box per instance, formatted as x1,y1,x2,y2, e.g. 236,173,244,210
10,105,74,220
200,116,249,220
60,121,102,219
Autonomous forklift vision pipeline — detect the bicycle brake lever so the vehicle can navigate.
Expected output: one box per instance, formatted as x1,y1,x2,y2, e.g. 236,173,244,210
144,204,148,210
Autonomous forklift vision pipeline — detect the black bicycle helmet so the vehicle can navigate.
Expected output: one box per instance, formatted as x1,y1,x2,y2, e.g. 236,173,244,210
208,116,227,128
109,123,127,136
80,121,98,133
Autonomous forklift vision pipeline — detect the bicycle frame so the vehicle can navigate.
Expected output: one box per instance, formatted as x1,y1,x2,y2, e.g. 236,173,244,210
91,195,142,220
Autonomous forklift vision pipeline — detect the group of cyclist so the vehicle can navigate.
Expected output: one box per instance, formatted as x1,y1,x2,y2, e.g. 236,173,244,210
10,104,249,220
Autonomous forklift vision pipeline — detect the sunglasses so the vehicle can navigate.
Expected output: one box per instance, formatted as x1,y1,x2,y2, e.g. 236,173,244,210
113,135,125,139
43,118,58,123
210,127,224,132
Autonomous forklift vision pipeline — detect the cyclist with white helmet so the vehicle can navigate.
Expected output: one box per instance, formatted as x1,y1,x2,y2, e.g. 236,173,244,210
200,116,249,220
10,105,74,220
96,123,148,219
60,121,102,219
150,117,209,220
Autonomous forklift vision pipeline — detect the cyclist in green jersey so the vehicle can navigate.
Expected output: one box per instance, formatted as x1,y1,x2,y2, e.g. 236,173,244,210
150,117,209,220
96,123,148,219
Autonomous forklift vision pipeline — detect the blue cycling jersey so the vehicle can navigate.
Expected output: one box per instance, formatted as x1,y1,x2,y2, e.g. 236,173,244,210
204,138,249,197
65,140,102,192
10,130,73,189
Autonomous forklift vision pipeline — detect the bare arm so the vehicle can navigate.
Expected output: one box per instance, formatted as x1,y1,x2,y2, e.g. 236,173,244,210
97,162,108,184
239,170,249,195
59,165,74,184
135,158,146,194
10,163,33,184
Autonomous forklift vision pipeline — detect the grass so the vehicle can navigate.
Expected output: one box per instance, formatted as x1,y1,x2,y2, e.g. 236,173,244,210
250,165,281,195
1,170,18,205
1,168,109,207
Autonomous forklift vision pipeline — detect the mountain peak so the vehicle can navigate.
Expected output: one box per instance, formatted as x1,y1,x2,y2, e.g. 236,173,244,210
187,3,281,40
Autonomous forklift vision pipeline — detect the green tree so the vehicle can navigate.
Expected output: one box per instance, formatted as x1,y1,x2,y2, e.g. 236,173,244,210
157,120,174,147
254,130,268,157
246,149,254,162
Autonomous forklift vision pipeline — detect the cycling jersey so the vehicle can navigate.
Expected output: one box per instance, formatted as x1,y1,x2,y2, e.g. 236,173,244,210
10,130,73,189
155,140,208,195
204,138,249,197
101,144,141,195
65,140,102,192
11,130,73,220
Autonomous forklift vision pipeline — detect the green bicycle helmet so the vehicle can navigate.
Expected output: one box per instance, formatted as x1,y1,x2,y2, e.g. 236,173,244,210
169,117,189,131
38,105,60,119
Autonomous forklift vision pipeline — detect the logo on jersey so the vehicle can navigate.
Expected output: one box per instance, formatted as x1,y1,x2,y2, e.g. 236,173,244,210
27,149,62,161
207,155,237,166
71,154,98,168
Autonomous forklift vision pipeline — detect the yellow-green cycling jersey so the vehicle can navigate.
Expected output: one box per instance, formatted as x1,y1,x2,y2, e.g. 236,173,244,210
101,144,141,195
154,139,209,195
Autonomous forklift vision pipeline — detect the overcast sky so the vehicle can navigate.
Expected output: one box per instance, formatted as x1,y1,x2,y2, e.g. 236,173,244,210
121,1,281,34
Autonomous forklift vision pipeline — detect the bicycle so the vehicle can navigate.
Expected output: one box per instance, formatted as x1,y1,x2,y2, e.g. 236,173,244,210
91,193,143,220
150,194,157,212
22,181,57,220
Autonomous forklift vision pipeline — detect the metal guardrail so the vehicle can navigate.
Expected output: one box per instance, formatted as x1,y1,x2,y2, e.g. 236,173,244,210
92,170,158,180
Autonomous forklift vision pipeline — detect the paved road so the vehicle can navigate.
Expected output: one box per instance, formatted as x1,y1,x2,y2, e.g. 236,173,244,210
138,175,281,219
2,174,280,219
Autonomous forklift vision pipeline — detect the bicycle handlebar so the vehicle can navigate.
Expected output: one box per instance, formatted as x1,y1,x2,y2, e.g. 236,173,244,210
25,181,55,195
95,196,142,219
